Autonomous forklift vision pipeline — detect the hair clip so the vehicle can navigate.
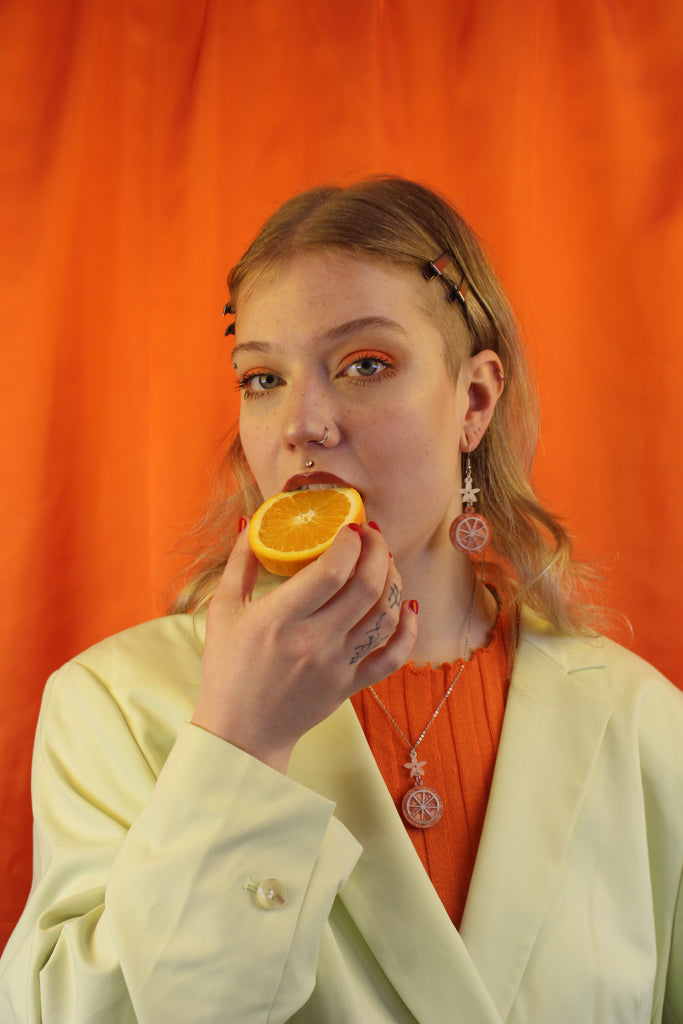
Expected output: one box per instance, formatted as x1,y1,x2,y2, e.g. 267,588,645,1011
422,252,451,280
223,302,236,335
422,251,468,310
446,271,468,309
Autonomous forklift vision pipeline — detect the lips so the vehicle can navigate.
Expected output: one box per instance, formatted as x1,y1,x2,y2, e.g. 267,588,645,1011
283,471,353,493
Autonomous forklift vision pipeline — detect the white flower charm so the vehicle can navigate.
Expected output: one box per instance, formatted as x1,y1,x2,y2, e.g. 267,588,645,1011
404,749,427,781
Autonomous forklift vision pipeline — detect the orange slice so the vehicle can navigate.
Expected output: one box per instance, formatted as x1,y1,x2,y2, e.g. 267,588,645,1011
249,487,365,576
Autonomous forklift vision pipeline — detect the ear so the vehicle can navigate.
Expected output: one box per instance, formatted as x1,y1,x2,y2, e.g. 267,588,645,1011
458,349,505,451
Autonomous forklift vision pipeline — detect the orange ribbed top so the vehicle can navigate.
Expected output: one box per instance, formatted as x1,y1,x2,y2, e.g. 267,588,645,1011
351,607,511,928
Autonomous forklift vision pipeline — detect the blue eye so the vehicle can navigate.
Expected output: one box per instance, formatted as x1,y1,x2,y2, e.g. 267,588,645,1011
350,357,385,376
252,373,280,390
340,352,395,381
236,371,283,398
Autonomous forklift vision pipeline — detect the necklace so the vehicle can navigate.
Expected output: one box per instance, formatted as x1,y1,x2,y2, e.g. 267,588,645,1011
367,578,476,829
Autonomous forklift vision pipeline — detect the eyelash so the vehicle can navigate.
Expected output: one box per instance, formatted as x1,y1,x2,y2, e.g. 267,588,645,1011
234,352,396,400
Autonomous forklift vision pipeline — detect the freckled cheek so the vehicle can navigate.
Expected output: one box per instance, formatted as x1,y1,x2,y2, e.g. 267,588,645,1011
384,417,442,464
365,428,433,506
390,420,460,501
240,423,279,490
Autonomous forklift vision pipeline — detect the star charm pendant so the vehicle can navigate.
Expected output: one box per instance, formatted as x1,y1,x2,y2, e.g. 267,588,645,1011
404,749,427,782
401,749,444,828
460,469,480,506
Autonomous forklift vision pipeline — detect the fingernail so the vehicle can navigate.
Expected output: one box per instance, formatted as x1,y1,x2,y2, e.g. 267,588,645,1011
409,599,419,615
238,516,247,533
367,521,381,532
348,523,362,534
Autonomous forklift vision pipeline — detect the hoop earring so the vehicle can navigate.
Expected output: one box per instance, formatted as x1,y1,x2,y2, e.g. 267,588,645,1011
450,451,491,554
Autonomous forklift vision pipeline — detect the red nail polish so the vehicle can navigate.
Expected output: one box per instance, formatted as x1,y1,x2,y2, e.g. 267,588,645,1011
348,523,362,534
238,516,247,533
367,521,381,532
409,599,419,615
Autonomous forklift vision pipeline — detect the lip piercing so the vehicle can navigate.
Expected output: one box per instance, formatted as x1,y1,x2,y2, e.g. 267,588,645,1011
315,426,329,446
305,459,314,468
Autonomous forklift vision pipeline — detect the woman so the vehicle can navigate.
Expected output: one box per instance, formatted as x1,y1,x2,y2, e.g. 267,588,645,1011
1,177,681,1023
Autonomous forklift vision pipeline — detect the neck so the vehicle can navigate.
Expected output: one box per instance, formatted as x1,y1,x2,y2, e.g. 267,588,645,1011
396,546,497,667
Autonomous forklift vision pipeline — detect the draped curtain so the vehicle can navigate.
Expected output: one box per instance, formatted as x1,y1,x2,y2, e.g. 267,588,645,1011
1,0,681,947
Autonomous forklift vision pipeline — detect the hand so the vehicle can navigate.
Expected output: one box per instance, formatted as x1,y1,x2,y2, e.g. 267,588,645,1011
191,522,418,772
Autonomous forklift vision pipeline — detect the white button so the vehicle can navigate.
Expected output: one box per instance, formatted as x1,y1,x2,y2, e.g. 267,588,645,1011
255,878,287,910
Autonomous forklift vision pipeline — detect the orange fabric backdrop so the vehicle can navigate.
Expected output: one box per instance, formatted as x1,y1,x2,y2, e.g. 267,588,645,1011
1,0,682,948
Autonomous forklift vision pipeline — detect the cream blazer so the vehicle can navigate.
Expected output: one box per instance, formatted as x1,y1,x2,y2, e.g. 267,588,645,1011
0,610,681,1023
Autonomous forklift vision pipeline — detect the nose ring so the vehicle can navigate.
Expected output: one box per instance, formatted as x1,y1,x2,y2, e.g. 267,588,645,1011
314,426,329,446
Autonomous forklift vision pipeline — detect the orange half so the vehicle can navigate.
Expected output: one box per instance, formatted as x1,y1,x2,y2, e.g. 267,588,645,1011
249,487,366,576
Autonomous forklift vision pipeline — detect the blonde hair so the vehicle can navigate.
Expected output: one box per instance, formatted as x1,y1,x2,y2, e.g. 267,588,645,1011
171,176,598,634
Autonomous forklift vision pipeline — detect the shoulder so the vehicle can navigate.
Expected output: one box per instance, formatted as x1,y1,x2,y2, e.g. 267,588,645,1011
70,611,206,682
40,613,207,772
517,610,683,772
518,608,679,703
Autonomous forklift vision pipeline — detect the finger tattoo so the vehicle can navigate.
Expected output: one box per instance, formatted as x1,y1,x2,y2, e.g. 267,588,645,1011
388,583,403,609
349,612,392,665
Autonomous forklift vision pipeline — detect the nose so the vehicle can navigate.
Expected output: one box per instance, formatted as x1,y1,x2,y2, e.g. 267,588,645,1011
281,376,338,450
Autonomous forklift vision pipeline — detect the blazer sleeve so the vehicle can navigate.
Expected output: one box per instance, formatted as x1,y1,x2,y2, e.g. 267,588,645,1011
0,658,362,1024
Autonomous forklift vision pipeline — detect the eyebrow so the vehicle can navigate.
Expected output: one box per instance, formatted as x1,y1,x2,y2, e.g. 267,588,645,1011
231,316,408,359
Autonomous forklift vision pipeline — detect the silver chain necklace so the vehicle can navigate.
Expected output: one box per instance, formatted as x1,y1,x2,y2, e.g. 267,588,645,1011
367,577,477,829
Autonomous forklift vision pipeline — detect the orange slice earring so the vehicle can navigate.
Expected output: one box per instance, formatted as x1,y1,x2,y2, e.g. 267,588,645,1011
450,450,491,554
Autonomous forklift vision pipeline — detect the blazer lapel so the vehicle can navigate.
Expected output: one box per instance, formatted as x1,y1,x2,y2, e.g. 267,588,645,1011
289,701,504,1024
459,618,612,1019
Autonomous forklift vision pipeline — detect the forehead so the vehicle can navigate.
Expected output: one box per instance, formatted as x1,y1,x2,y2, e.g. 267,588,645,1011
235,251,434,336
